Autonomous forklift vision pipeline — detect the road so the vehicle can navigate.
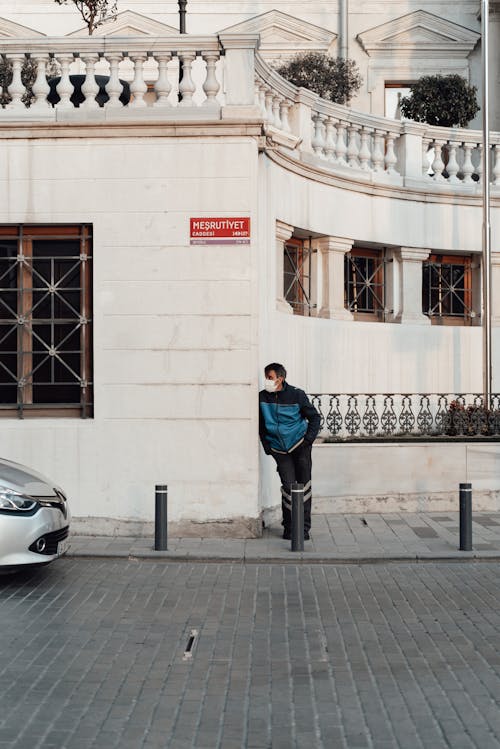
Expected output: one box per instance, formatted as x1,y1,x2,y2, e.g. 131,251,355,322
1,559,499,749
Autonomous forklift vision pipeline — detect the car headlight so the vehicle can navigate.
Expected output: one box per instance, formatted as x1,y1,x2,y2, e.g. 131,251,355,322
0,486,38,512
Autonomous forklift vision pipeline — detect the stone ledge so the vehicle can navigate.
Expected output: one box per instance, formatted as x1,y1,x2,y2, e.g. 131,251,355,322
71,515,263,538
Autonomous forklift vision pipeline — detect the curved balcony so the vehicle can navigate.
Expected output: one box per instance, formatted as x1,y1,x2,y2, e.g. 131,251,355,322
1,33,499,196
254,54,500,195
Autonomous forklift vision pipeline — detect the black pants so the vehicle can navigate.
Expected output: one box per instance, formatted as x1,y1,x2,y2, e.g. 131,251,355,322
272,443,312,532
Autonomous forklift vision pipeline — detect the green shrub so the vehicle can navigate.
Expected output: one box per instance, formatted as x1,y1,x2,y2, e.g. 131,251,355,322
276,52,362,106
400,74,479,128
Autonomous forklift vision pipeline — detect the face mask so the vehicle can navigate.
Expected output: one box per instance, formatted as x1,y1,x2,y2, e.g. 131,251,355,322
264,378,278,393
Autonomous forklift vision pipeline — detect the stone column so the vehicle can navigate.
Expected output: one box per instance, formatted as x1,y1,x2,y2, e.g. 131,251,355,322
394,247,431,325
399,121,426,180
218,33,261,119
489,2,500,131
276,221,294,314
315,236,354,321
491,252,500,325
288,88,319,153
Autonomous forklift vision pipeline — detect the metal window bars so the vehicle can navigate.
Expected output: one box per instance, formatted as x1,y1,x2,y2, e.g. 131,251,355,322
423,258,474,321
0,226,93,418
310,393,500,441
344,251,385,317
284,238,315,316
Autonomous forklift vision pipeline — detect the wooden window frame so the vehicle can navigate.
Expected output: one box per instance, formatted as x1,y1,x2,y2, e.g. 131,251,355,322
344,247,385,321
0,225,93,418
284,237,314,317
422,253,473,326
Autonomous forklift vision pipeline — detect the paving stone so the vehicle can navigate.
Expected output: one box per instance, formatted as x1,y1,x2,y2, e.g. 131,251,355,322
2,559,500,748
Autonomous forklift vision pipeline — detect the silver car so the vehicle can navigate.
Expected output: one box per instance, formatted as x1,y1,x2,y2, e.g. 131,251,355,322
0,457,70,570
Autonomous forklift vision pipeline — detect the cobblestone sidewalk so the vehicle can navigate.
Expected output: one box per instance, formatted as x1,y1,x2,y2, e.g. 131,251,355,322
67,512,500,562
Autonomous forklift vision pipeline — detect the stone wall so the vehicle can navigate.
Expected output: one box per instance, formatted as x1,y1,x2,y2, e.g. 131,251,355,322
0,128,261,533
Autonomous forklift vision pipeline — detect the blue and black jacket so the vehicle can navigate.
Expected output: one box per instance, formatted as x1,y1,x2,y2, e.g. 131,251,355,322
259,381,321,454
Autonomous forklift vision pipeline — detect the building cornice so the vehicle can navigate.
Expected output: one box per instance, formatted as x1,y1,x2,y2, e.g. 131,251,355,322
264,145,500,209
0,120,263,140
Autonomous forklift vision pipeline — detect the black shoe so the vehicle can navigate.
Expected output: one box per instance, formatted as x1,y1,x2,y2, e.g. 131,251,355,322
304,531,310,540
282,529,291,540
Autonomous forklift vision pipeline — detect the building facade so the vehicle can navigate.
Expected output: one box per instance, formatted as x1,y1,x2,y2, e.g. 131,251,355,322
0,1,499,535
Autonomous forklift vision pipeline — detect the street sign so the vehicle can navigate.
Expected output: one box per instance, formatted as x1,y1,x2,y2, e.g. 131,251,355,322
190,217,251,245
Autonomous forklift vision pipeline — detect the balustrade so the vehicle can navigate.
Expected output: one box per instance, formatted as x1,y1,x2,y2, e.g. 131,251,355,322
0,38,224,111
2,36,500,192
422,134,500,186
310,393,500,441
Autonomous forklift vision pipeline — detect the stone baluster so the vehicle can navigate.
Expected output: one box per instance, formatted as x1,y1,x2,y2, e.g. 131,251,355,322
153,53,172,107
358,127,372,171
446,142,460,183
493,145,500,185
372,130,385,172
336,122,348,166
129,53,148,108
178,52,197,106
423,138,432,178
80,54,100,109
311,112,326,157
462,142,475,184
31,54,51,109
202,50,220,107
346,124,360,168
384,132,398,174
324,118,337,162
257,82,267,118
476,142,483,183
279,100,291,133
6,54,26,109
272,96,282,130
104,52,123,108
55,53,75,109
264,88,274,125
431,140,445,181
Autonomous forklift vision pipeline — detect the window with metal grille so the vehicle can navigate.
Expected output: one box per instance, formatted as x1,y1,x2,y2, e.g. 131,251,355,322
284,237,314,316
344,248,385,319
422,254,473,325
0,225,93,418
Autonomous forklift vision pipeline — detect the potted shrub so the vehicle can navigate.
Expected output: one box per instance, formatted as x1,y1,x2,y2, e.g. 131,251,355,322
276,52,362,106
400,74,479,127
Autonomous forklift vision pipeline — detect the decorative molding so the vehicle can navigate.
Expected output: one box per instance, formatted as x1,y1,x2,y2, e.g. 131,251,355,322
219,11,336,59
314,236,354,254
358,10,480,57
264,147,500,210
0,17,45,38
399,247,431,262
67,10,178,37
276,220,294,243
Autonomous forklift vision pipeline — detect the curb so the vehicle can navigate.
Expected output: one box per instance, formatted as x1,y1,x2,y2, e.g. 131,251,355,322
64,549,500,564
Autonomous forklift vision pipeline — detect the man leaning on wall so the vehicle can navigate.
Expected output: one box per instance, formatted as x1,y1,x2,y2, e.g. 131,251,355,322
259,363,321,540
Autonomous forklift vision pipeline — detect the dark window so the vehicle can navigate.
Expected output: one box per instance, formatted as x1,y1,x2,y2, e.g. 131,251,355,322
344,248,385,319
422,254,473,325
284,237,314,316
0,225,93,417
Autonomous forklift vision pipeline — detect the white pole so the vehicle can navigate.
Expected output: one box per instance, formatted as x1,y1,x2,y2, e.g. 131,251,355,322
482,0,492,408
339,0,348,59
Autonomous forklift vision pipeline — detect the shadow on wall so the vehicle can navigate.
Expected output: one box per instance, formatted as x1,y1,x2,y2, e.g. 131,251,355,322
47,75,131,107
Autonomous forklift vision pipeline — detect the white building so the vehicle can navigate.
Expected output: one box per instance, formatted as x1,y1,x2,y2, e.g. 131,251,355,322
0,0,499,536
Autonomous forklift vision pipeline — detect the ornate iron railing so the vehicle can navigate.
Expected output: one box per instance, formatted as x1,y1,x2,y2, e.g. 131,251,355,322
310,393,500,441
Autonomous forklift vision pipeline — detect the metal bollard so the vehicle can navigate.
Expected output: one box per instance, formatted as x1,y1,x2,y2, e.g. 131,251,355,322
155,484,168,551
459,482,472,551
291,482,304,552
